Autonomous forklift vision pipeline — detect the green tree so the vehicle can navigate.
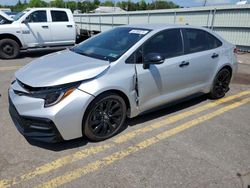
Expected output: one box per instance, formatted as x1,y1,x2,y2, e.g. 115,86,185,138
17,0,22,6
67,1,77,11
29,0,47,7
94,0,101,7
139,0,147,10
101,1,114,7
12,0,28,11
50,0,65,8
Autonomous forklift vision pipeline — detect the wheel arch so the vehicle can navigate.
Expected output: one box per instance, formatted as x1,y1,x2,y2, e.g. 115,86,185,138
214,64,233,81
84,89,131,117
220,65,232,75
0,33,23,47
81,89,131,138
208,64,233,93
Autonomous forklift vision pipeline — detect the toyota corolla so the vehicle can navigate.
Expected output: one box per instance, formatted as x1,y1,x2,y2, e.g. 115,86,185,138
8,24,238,142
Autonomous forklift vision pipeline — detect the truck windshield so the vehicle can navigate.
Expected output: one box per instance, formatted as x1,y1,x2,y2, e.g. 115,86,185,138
13,10,30,21
71,27,150,62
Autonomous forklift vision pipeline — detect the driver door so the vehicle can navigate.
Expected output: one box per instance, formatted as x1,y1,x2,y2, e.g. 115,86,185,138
20,10,51,47
133,29,186,112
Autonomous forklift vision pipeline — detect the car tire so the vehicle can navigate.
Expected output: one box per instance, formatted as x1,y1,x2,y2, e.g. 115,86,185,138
0,39,20,59
209,68,232,99
83,93,127,141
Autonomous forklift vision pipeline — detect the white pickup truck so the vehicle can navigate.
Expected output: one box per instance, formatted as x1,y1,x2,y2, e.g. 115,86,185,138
0,8,76,59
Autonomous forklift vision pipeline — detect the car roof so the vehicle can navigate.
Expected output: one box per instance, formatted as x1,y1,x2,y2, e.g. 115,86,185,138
25,8,70,11
121,23,206,31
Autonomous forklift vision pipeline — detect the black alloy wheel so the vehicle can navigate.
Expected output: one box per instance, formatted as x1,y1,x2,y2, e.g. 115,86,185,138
0,39,20,59
83,93,127,141
209,68,231,99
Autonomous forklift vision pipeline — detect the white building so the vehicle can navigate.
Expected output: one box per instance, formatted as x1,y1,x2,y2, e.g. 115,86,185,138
236,1,248,5
93,6,126,13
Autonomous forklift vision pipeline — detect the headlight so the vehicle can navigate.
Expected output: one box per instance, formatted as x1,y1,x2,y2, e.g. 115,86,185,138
15,80,81,107
43,87,76,107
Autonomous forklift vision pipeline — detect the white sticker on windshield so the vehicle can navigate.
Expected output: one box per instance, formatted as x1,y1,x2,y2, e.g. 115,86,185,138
109,53,118,58
129,30,149,35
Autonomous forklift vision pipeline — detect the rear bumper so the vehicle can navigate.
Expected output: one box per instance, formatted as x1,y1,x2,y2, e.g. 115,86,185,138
9,96,63,143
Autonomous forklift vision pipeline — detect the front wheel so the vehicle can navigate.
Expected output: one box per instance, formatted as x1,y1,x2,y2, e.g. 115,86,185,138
209,68,232,99
0,39,20,59
83,93,127,141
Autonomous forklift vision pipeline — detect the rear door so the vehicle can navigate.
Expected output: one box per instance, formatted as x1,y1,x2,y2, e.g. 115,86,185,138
181,28,222,88
49,10,75,45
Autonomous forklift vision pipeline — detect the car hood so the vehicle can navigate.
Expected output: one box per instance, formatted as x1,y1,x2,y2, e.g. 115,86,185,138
15,50,110,87
0,10,13,21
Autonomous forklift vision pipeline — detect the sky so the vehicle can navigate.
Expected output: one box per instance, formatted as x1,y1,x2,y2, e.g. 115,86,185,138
0,0,241,7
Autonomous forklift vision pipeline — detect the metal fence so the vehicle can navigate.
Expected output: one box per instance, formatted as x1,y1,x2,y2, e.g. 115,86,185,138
74,4,250,50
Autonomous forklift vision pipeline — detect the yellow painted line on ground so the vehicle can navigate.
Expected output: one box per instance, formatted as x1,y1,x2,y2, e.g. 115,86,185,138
0,144,113,188
0,66,23,71
36,97,250,188
0,91,249,188
113,90,250,143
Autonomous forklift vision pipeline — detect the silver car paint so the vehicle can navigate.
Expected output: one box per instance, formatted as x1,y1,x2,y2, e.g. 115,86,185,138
15,50,110,87
10,24,237,140
9,81,94,140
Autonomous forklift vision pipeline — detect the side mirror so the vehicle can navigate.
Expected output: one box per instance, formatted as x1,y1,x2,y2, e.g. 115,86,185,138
143,53,165,69
22,16,30,24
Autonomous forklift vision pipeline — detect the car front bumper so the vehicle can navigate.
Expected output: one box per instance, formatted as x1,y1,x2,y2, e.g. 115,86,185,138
9,96,63,143
8,82,94,142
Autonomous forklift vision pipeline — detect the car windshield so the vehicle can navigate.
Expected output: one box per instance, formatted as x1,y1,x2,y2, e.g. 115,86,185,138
71,27,151,62
13,10,30,21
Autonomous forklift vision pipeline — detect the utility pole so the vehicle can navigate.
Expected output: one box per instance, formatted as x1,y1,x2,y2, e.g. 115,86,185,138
204,0,207,6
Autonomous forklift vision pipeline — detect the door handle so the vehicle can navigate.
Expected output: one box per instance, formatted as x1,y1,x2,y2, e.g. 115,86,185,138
42,25,49,29
211,53,219,59
67,25,73,28
179,61,190,68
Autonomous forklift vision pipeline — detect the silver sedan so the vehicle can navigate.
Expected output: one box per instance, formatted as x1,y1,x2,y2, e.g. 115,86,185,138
9,24,238,142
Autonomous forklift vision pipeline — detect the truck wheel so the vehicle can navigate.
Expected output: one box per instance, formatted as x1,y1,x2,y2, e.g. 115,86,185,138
0,39,20,59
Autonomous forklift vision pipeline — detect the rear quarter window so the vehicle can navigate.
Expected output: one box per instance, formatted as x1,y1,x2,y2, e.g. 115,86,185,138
51,11,69,22
206,32,222,49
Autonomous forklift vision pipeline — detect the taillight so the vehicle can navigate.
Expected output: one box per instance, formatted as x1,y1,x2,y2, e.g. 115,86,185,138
234,48,238,54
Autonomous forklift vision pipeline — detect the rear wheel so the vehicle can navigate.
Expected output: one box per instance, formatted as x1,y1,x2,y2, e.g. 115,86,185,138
209,68,231,99
0,39,20,59
83,93,127,141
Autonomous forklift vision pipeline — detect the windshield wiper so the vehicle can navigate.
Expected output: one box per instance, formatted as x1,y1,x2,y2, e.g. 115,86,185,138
70,48,87,56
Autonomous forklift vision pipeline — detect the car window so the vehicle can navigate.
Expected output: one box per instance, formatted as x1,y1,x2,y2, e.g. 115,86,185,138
13,9,30,21
144,29,183,59
184,28,222,54
51,11,69,22
28,11,47,23
185,29,208,53
126,29,183,64
207,32,222,49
